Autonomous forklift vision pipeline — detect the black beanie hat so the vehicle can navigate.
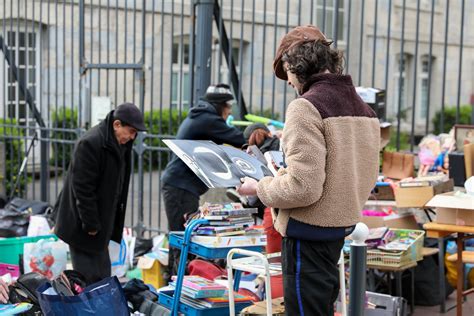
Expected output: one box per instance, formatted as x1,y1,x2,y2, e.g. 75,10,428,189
201,84,234,105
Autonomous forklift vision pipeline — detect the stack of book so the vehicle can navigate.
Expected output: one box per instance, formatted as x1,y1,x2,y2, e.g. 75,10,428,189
197,202,257,235
169,275,253,309
188,202,267,248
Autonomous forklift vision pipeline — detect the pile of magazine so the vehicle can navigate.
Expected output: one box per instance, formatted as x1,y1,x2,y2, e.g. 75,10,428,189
169,275,252,309
187,202,267,248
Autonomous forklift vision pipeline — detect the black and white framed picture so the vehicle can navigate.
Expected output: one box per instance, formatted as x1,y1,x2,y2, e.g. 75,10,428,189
163,140,273,189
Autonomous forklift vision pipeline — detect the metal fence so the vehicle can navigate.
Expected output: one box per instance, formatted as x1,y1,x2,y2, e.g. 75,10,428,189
0,0,472,235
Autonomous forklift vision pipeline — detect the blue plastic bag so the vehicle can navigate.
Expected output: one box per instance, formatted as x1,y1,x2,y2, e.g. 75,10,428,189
36,276,129,316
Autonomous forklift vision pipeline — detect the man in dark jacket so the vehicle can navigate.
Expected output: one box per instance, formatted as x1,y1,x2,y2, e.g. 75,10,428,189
161,83,245,276
54,103,146,285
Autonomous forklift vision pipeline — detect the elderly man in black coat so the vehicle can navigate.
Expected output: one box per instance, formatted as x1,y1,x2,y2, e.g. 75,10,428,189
54,103,146,285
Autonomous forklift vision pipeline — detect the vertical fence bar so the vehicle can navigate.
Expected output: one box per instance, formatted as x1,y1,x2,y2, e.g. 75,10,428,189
370,0,377,87
133,0,137,104
238,0,244,113
39,0,49,202
114,0,118,106
106,0,110,96
71,0,75,129
8,0,12,199
440,0,449,133
282,0,289,116
149,0,156,232
2,0,5,197
270,0,278,117
169,1,175,134
79,0,84,126
217,0,223,84
16,0,20,198
345,0,351,75
396,0,406,151
259,0,267,114
123,1,128,102
137,0,146,236
62,0,67,188
189,1,196,106
297,0,301,25
409,0,420,151
332,0,339,48
228,0,234,87
383,0,392,122
24,0,29,199
322,0,326,33
456,0,465,124
178,0,184,121
425,0,435,135
54,0,59,197
249,0,255,113
98,1,102,99
357,0,365,85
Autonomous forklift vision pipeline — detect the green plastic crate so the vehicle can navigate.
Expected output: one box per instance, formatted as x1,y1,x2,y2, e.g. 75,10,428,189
0,235,58,265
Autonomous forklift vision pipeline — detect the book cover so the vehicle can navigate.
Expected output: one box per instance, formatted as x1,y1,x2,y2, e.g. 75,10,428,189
190,234,267,248
169,282,226,299
208,208,258,216
163,139,273,188
171,275,226,291
203,292,253,304
399,181,431,188
196,224,246,232
208,218,254,226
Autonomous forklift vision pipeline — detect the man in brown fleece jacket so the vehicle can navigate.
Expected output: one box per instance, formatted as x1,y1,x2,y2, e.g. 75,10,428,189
238,25,380,315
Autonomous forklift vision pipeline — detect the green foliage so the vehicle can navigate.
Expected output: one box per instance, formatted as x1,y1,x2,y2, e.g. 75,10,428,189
385,131,410,152
141,109,188,170
50,108,79,169
432,105,472,134
0,119,27,197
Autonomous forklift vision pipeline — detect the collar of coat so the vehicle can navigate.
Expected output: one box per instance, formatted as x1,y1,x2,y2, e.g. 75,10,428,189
100,110,133,157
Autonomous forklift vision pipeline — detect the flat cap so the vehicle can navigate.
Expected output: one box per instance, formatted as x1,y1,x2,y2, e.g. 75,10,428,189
114,103,147,131
273,25,331,81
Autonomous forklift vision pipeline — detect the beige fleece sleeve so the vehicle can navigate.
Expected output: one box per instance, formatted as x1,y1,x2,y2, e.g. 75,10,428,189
256,99,326,209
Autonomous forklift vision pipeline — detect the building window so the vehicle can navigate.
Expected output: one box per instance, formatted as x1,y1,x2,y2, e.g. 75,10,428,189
171,40,191,110
394,54,410,113
419,56,434,120
5,29,38,127
316,0,345,41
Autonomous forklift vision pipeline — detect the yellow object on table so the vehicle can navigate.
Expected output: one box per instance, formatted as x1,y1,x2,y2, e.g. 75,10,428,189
137,256,166,288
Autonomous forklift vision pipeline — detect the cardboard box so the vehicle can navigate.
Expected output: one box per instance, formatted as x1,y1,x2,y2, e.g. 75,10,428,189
362,214,419,230
394,179,454,208
426,191,474,226
369,184,395,200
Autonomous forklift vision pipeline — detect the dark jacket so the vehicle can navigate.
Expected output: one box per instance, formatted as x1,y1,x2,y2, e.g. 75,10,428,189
54,111,132,254
161,100,245,196
259,136,280,154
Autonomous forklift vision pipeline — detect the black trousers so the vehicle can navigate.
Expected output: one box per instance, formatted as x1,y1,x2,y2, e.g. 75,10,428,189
69,246,111,286
282,237,344,316
162,184,199,279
